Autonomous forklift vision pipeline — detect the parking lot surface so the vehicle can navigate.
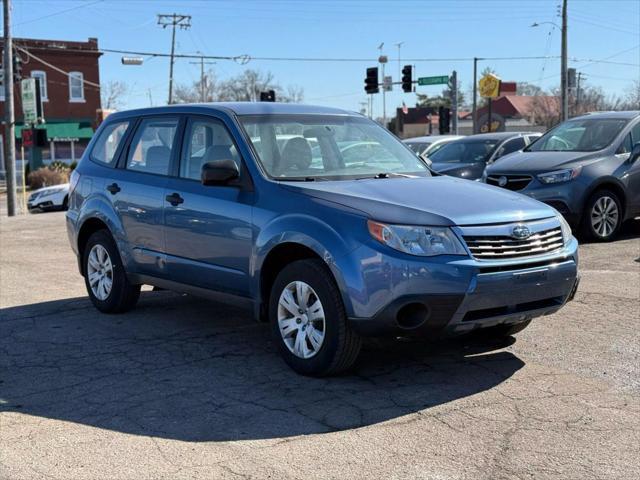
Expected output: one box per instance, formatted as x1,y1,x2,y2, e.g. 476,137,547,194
1,207,639,479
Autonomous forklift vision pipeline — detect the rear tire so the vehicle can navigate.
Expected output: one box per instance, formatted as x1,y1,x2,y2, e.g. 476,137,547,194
83,230,140,313
581,189,622,242
269,259,361,376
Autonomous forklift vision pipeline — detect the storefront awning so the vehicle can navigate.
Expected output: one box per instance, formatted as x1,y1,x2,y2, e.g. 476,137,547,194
16,122,94,142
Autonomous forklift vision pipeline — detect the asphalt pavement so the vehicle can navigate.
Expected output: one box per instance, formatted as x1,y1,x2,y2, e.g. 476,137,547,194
1,204,639,479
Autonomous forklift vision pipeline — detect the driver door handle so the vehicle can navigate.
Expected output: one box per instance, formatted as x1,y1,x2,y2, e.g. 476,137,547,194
106,183,121,194
165,192,184,206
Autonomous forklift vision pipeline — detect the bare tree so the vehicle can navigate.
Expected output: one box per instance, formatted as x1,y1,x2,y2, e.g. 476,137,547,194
283,85,305,103
174,68,303,103
174,69,217,103
217,69,279,102
529,95,561,129
101,80,128,110
623,80,640,109
517,82,544,96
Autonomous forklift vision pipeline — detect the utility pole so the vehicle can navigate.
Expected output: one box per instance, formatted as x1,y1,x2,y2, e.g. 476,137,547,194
189,56,215,102
377,42,387,129
575,71,583,114
157,13,191,105
450,70,458,135
3,0,17,216
472,57,478,134
395,41,404,80
381,59,387,128
561,0,568,121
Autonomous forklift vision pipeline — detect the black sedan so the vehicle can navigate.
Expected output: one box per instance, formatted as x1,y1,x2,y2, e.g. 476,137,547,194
427,132,541,180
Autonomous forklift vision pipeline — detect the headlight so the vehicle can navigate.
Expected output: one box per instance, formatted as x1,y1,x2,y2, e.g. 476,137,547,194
537,166,581,184
367,220,467,256
558,214,573,245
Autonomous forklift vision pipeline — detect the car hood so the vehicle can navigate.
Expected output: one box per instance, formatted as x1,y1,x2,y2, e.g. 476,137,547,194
487,150,600,174
281,176,556,226
32,183,70,194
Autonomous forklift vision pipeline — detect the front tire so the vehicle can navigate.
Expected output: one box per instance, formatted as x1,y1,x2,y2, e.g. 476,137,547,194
269,259,361,376
83,230,140,313
581,189,622,241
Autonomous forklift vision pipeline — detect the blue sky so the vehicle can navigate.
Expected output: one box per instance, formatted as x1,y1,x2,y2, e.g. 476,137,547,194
7,0,640,115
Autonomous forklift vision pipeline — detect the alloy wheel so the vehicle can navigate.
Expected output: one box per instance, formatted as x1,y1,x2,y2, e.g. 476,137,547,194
87,244,113,301
590,196,619,238
277,281,326,359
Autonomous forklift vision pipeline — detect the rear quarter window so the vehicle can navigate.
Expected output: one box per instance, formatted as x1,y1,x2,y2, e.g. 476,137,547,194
89,121,130,166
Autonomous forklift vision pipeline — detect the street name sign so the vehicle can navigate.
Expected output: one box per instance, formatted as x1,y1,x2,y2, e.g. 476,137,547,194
418,75,449,86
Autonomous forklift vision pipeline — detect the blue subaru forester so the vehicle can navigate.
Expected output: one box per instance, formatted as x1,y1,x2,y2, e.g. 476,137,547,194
66,103,579,375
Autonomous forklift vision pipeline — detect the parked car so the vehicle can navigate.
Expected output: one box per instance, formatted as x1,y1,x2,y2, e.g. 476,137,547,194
483,111,640,241
427,132,541,180
66,103,579,376
403,135,464,158
27,183,70,212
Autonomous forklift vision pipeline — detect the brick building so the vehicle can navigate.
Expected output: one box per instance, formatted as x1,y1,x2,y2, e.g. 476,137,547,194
1,37,102,165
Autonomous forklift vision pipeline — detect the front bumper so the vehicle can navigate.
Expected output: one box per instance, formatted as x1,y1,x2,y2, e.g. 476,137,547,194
345,238,579,338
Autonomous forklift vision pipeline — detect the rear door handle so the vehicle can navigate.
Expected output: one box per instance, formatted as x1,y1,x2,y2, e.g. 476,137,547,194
165,192,184,206
106,183,121,194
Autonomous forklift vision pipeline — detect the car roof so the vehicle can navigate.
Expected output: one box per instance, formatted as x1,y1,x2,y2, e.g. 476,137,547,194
463,132,538,141
569,111,640,121
403,135,462,143
105,102,359,121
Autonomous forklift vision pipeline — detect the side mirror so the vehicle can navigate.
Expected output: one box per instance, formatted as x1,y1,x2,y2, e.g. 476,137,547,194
201,159,240,186
630,142,640,163
420,153,433,168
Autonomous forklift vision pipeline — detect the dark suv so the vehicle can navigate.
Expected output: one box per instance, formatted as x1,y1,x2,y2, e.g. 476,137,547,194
484,111,640,241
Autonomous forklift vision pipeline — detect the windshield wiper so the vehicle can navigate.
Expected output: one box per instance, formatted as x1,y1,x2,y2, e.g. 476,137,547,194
356,172,415,180
276,176,327,182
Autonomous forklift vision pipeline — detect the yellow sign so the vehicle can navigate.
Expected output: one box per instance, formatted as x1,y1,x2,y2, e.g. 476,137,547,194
479,73,501,98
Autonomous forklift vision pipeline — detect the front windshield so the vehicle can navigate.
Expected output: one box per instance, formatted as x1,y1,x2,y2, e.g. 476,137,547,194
239,114,430,180
428,139,499,164
526,118,628,152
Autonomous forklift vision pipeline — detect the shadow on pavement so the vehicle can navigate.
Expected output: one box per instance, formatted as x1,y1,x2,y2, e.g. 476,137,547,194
1,291,523,442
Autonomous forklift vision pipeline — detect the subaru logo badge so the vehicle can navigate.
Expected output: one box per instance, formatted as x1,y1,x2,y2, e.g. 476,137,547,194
498,176,508,187
512,224,531,239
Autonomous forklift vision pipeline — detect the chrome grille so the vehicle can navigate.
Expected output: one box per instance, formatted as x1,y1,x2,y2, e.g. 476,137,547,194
463,226,563,259
486,174,532,191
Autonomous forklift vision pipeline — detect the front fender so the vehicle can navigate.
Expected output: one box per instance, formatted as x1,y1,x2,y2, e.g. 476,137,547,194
253,213,364,317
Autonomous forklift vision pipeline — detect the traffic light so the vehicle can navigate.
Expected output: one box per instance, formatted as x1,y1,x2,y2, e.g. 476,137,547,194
13,54,22,83
260,90,276,102
401,65,412,93
364,67,379,94
438,106,451,134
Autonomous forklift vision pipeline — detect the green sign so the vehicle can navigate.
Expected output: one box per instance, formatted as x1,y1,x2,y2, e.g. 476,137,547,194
418,75,449,86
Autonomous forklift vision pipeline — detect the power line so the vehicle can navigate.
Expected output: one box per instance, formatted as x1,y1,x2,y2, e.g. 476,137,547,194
14,45,102,88
11,0,104,27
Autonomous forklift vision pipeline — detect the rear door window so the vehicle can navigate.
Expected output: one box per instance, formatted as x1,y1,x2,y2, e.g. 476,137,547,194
496,137,526,159
90,121,130,166
126,117,179,176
